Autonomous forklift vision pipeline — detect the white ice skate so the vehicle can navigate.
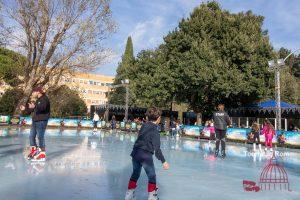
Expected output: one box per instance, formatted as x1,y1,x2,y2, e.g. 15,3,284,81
125,189,136,200
270,148,273,152
258,144,262,152
253,143,256,152
148,189,159,200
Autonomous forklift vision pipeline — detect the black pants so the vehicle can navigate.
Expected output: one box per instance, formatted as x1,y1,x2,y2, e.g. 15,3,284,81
130,149,156,184
215,129,226,152
253,132,260,144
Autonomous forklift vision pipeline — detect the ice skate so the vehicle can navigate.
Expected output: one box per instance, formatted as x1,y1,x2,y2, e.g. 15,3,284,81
125,189,136,200
32,148,46,162
148,188,159,200
27,146,38,160
253,143,256,152
221,150,226,159
258,144,262,152
214,149,219,157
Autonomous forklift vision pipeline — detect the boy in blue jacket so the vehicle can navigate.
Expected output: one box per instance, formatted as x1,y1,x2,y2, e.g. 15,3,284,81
125,107,169,200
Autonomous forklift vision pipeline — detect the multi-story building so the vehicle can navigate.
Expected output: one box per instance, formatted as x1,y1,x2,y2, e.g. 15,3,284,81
0,73,114,112
59,72,114,111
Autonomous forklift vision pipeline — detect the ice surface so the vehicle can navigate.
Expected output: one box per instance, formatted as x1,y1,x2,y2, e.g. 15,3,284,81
0,127,299,200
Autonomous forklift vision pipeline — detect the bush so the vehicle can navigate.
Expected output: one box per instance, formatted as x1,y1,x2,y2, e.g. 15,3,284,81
0,88,24,115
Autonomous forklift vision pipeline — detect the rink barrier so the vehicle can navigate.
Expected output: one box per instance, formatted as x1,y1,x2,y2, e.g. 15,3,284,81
182,125,300,147
1,115,300,146
0,115,140,132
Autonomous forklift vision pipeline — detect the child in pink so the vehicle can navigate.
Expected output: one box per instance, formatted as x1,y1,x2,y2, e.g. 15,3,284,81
262,119,275,151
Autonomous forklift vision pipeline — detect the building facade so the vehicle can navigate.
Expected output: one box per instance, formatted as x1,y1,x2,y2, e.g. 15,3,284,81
0,72,114,113
59,73,114,111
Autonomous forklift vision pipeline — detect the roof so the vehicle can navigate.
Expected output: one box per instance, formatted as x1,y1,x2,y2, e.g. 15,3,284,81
248,100,299,109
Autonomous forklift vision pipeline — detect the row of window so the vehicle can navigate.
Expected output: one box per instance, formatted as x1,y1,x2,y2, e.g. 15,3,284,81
61,77,112,87
85,99,107,104
81,90,107,95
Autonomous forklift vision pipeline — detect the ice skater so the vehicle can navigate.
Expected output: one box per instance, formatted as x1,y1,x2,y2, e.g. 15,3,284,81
262,119,275,152
93,112,100,132
213,104,231,158
250,122,262,152
20,86,50,161
125,107,169,200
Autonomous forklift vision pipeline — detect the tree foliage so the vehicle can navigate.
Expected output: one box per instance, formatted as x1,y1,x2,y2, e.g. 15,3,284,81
0,47,26,87
0,0,116,113
116,2,276,115
0,88,24,115
48,85,87,117
278,48,300,104
110,36,135,105
0,85,87,117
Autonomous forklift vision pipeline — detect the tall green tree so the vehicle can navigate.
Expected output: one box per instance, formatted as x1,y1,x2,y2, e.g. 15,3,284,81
159,1,275,115
110,36,135,105
129,49,175,108
278,48,300,104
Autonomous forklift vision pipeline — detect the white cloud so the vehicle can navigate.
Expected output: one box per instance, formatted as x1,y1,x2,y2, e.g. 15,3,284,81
129,16,165,52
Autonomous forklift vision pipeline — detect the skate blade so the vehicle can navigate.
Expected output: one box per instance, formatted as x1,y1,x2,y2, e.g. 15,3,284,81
31,158,46,162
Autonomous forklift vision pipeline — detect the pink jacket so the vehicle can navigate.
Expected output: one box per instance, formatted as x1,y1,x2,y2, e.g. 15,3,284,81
262,125,275,137
208,126,215,134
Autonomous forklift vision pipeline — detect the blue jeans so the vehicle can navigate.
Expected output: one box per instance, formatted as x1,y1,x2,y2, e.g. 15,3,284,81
30,120,48,149
130,149,156,184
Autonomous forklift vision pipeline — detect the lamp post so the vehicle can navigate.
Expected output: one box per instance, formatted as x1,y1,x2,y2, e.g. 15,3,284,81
121,79,130,122
268,49,300,130
268,59,284,130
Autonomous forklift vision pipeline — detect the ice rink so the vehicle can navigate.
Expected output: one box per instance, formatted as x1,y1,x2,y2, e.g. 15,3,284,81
0,126,299,200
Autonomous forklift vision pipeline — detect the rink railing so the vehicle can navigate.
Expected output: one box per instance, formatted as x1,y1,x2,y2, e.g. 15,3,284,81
182,125,300,147
1,115,300,147
0,115,141,131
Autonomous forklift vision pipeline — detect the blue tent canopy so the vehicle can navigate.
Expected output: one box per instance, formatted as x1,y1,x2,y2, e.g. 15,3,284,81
247,100,299,109
228,100,300,118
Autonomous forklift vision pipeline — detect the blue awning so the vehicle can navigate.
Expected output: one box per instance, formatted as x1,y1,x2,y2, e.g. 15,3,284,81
247,100,299,109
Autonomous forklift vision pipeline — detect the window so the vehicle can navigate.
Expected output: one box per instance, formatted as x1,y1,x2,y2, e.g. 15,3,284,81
101,83,105,86
80,80,83,83
89,80,94,85
84,80,88,84
88,90,92,94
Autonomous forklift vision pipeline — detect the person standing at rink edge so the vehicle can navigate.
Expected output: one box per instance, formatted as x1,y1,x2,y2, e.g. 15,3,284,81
213,104,231,158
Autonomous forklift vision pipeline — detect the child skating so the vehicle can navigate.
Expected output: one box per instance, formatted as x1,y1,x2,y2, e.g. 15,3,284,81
262,119,275,152
125,107,169,200
250,123,262,152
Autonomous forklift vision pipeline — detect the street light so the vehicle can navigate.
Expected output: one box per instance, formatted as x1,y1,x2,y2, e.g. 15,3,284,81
121,79,130,122
104,79,130,122
268,59,285,130
268,48,300,130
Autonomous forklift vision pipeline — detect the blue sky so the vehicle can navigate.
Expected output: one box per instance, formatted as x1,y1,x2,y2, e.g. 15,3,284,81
98,0,300,76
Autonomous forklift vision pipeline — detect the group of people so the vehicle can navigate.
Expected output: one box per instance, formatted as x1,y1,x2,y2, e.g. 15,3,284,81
20,86,291,200
247,119,287,150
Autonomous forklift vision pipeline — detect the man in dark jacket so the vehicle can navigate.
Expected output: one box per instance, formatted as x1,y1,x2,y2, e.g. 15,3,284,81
20,86,50,161
125,107,169,200
213,104,231,158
